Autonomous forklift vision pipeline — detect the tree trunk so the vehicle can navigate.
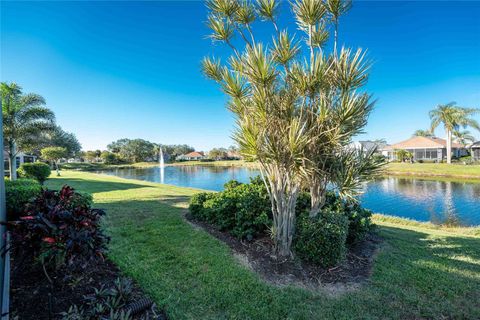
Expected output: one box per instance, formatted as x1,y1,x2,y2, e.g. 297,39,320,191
309,176,327,218
8,141,17,180
55,160,60,176
261,164,301,259
446,129,452,164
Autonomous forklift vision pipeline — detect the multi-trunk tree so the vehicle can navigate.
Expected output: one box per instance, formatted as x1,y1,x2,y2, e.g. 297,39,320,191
203,0,383,257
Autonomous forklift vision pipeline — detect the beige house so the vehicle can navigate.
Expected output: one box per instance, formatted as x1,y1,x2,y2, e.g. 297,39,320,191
176,151,205,161
382,136,467,162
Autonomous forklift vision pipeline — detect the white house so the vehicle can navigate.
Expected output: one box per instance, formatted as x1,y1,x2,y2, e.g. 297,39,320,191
470,141,480,161
4,150,37,174
176,151,205,161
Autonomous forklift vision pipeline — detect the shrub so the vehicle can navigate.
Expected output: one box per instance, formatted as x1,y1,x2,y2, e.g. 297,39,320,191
11,185,109,269
17,162,51,184
5,179,42,219
189,177,271,240
294,212,349,267
344,204,373,243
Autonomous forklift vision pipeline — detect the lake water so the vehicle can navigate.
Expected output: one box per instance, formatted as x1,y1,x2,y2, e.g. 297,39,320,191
97,166,480,226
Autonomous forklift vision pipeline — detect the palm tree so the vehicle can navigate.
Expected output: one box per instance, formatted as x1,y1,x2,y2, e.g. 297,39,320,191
412,129,433,137
1,82,55,180
429,102,480,164
453,130,475,147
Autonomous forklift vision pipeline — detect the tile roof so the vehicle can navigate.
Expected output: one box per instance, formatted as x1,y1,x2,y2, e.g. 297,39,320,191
383,136,463,150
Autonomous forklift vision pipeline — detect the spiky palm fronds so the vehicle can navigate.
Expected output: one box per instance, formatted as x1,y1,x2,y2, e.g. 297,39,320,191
324,0,352,21
271,30,300,65
255,0,279,22
412,129,433,137
292,0,327,28
333,48,370,91
207,15,234,42
235,1,256,25
206,0,240,18
202,57,223,81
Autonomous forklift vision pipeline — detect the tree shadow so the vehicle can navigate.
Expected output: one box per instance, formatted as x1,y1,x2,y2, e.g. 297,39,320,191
45,177,154,194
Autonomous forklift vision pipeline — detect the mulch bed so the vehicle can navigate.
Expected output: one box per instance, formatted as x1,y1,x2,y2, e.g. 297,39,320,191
186,213,382,294
10,253,168,320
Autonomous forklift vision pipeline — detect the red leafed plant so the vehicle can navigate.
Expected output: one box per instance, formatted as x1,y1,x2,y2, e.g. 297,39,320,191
11,185,109,270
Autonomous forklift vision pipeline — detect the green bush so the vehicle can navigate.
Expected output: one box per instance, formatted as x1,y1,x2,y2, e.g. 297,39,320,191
294,212,349,267
189,178,271,240
5,179,42,219
344,204,373,243
17,162,51,184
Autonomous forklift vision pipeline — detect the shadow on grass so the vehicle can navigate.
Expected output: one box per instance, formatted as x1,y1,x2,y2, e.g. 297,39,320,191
45,177,154,194
99,196,480,318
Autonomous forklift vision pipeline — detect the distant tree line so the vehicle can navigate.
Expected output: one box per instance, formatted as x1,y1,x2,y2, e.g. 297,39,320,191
82,138,196,164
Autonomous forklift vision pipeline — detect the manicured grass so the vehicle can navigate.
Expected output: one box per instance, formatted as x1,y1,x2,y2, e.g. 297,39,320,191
386,162,480,179
46,171,480,319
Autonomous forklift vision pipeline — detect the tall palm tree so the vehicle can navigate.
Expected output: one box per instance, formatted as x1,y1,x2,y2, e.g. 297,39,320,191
429,102,480,164
412,129,433,137
1,82,55,180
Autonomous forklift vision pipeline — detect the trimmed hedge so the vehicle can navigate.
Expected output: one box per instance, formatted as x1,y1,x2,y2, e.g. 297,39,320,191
17,162,51,184
5,179,42,219
189,177,271,240
294,212,349,267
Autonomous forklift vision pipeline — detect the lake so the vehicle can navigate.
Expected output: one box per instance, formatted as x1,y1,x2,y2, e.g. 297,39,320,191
97,165,480,226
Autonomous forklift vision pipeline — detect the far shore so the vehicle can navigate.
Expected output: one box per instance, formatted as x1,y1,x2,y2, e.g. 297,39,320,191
61,160,480,180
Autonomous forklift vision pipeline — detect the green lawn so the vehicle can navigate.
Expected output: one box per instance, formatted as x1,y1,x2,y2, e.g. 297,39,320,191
46,171,480,319
386,162,480,179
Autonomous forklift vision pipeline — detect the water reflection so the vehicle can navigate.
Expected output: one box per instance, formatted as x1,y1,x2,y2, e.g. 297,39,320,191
98,166,480,226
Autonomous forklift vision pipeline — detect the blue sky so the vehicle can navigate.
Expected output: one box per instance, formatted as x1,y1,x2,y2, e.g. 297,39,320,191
1,1,479,151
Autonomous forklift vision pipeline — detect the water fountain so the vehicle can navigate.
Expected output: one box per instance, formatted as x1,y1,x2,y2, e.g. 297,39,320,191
159,147,165,184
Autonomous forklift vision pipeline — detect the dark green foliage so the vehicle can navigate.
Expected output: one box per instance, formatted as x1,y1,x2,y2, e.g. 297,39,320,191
343,204,373,243
5,179,42,219
17,162,51,184
12,185,109,269
61,278,134,320
295,192,311,215
189,178,271,240
294,212,349,267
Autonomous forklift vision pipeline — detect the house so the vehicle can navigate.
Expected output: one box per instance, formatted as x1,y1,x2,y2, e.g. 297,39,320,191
381,136,468,162
4,150,37,174
471,141,480,161
176,151,205,161
348,140,387,153
226,150,243,160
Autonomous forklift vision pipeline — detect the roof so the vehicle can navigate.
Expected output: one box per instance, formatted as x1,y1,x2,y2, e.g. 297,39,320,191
471,141,480,149
184,151,204,157
382,136,463,150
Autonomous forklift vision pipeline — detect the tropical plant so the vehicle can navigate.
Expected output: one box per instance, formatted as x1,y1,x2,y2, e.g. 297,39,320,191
12,185,108,270
41,146,68,176
412,129,433,137
453,130,476,147
1,82,56,180
5,179,42,219
395,149,413,162
429,102,480,164
202,0,382,257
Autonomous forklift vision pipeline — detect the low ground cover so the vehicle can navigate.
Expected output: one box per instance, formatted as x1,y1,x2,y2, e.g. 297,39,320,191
43,171,480,319
386,162,480,179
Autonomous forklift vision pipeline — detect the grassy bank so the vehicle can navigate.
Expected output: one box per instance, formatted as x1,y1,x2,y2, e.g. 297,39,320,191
386,162,480,179
45,171,480,319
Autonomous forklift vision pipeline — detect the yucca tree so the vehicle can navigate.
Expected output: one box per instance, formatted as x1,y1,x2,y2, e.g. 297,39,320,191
203,0,381,257
412,129,433,137
324,0,352,52
1,82,55,180
430,102,480,164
